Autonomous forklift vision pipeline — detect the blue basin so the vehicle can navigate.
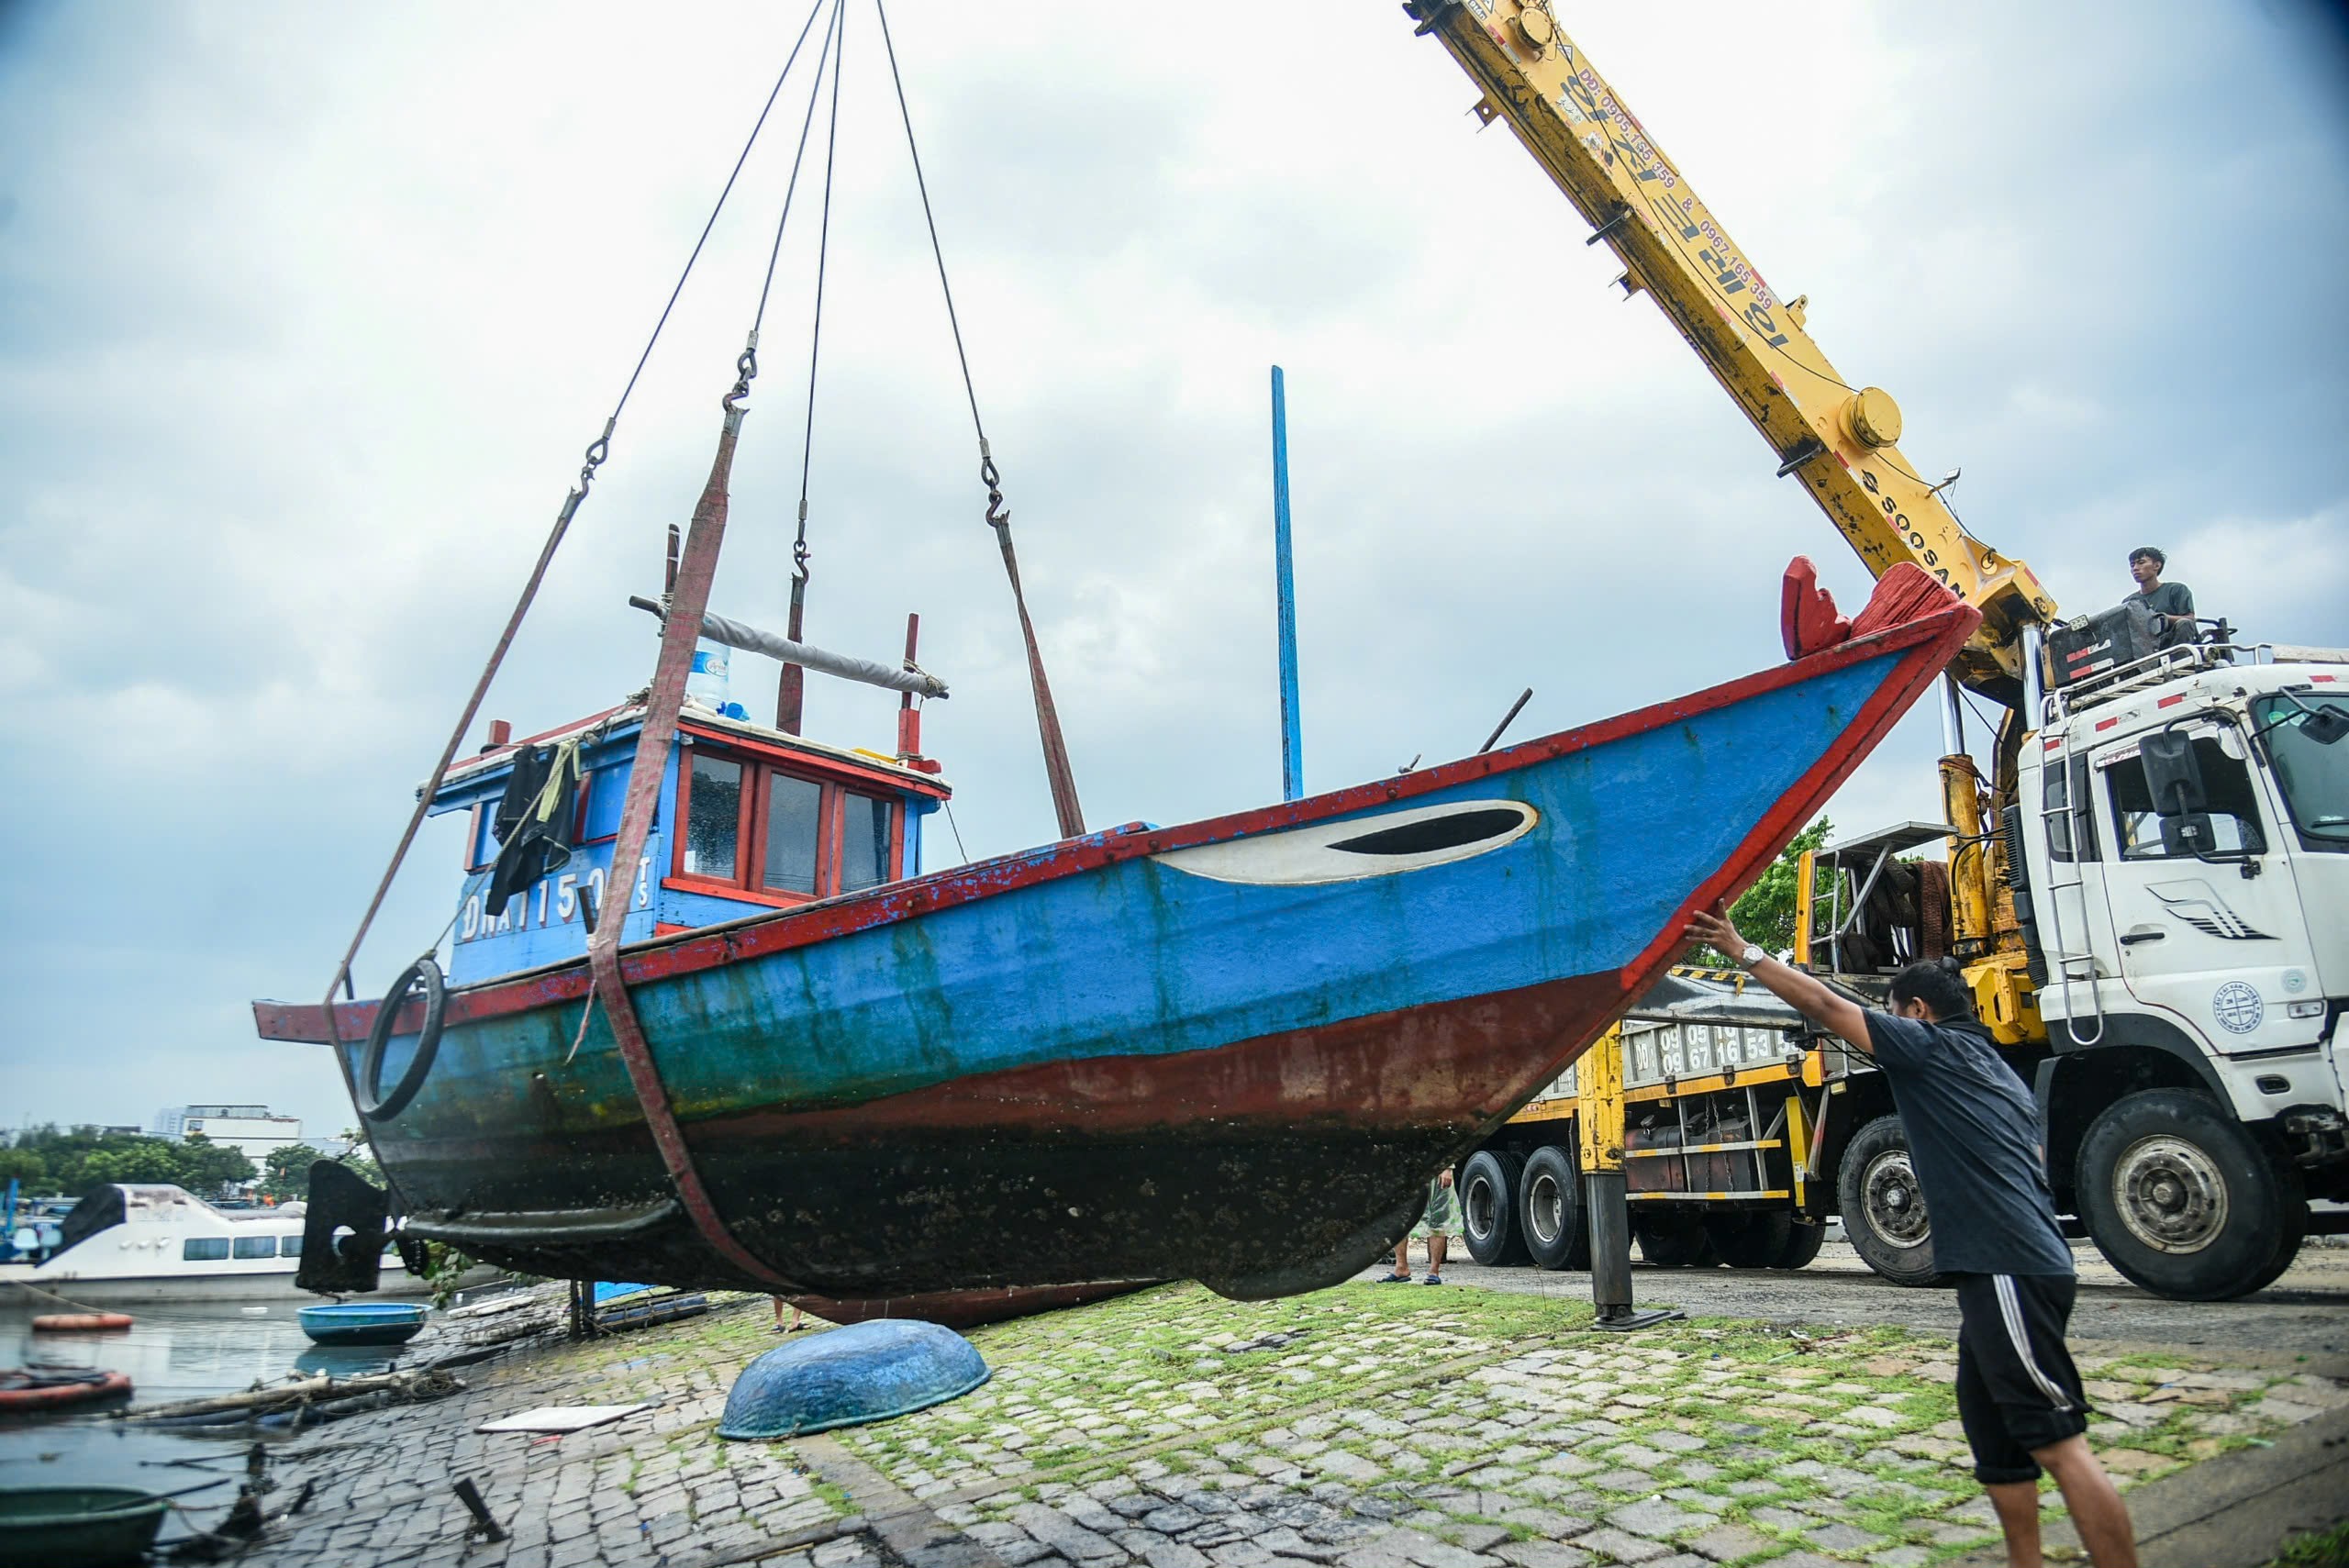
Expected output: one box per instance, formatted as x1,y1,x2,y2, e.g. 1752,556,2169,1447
718,1318,988,1440
297,1302,428,1347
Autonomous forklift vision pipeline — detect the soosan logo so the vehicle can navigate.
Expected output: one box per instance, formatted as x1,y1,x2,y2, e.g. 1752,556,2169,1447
2212,982,2264,1035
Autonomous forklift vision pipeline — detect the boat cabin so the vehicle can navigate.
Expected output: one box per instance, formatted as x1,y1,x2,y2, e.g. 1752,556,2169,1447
430,703,952,985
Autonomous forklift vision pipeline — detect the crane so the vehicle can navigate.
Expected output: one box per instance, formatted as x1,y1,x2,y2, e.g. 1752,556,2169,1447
1402,0,2058,1032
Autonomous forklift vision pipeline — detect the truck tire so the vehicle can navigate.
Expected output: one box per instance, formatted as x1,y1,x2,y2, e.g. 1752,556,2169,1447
1519,1146,1589,1270
1773,1219,1828,1271
1836,1115,1947,1287
1706,1212,1791,1269
1459,1151,1531,1266
1632,1213,1718,1267
2076,1089,2309,1301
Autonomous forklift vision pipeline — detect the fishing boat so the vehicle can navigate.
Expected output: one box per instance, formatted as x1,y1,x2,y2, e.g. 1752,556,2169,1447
244,17,1974,1307
255,562,1976,1302
0,1184,431,1305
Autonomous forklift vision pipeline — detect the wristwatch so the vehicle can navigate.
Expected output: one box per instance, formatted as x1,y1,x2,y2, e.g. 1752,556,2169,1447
1740,944,1766,968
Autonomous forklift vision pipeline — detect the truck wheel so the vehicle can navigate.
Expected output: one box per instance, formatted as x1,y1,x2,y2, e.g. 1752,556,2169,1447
1836,1115,1946,1286
1773,1220,1828,1271
1519,1146,1589,1270
1632,1213,1717,1267
1706,1212,1791,1269
2076,1089,2308,1301
1459,1151,1530,1266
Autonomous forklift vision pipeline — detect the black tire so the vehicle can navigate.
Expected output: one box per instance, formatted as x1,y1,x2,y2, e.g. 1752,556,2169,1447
1459,1151,1530,1266
2076,1088,2308,1302
1632,1212,1718,1267
357,956,447,1122
1773,1219,1828,1271
1519,1146,1590,1270
1706,1211,1792,1269
1835,1114,1947,1286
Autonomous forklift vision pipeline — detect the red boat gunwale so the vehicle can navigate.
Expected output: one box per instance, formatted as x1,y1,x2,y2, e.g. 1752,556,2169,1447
256,580,1978,1047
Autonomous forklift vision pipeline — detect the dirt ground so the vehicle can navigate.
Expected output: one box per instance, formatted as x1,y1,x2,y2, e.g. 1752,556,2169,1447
1421,1239,2349,1360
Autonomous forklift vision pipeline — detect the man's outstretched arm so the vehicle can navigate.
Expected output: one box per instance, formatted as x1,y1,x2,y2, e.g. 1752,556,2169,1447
1683,900,1876,1057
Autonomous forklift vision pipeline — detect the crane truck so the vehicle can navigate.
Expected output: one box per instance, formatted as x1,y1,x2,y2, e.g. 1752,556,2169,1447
1407,0,2349,1301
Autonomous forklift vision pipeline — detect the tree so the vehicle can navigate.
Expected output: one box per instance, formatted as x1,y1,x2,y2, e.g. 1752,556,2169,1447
1697,817,1832,964
334,1131,384,1189
76,1141,194,1187
262,1144,326,1202
0,1148,46,1186
175,1133,258,1194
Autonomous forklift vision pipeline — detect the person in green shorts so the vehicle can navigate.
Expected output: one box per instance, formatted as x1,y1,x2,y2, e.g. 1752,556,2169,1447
1378,1168,1455,1284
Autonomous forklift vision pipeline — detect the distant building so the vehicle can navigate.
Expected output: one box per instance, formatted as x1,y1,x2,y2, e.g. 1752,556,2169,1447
153,1105,304,1164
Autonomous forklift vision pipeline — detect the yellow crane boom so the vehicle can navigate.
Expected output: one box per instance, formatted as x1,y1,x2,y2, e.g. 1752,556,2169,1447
1405,0,2058,701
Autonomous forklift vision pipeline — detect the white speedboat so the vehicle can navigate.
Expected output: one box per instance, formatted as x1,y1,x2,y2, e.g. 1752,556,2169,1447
0,1184,432,1305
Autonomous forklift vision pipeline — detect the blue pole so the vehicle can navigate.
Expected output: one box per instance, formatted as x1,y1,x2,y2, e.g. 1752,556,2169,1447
1271,366,1304,802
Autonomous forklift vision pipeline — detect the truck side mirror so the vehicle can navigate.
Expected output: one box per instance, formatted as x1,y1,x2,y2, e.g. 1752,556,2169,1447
2305,705,2349,747
2158,812,2217,857
2140,729,2208,817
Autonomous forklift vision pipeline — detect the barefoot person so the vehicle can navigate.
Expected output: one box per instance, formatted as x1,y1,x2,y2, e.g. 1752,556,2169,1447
2123,546,2196,650
1686,901,2138,1568
1377,1168,1455,1284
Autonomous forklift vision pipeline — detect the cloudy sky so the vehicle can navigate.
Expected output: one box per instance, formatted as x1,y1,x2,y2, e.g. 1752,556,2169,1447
3,1,2344,1143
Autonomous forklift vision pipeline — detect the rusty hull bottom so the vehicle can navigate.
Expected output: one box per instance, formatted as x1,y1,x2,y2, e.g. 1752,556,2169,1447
382,971,1624,1299
786,1281,1160,1330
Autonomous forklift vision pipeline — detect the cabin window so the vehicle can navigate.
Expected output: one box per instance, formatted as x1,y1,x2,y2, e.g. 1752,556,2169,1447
183,1238,229,1262
763,773,825,895
683,754,745,880
672,741,907,902
232,1236,277,1260
279,1235,303,1258
841,792,895,893
467,806,497,873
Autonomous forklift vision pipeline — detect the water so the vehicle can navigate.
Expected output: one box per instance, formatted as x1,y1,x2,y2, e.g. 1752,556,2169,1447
0,1299,414,1545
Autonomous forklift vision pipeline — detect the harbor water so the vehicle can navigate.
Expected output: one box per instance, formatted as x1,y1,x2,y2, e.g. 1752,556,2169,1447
0,1297,417,1546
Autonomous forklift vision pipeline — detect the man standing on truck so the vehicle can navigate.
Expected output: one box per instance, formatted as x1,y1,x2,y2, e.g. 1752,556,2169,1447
2124,546,2197,649
1686,901,2139,1568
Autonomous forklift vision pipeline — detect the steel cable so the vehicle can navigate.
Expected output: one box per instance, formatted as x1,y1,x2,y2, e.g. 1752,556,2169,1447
323,0,832,1021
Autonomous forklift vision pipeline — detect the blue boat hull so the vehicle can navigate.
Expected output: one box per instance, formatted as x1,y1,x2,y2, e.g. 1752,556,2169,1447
298,1305,427,1346
258,583,1975,1299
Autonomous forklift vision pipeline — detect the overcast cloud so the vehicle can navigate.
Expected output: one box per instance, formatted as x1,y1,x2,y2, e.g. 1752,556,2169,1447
3,1,2344,1141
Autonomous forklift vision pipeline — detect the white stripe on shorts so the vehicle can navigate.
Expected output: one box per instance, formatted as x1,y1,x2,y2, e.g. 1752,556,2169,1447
1994,1273,2072,1413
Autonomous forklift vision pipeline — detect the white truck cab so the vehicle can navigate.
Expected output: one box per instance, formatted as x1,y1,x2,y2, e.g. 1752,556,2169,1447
2019,639,2348,1298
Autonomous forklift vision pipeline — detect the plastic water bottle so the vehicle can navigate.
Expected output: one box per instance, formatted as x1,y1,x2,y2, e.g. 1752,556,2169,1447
685,639,730,710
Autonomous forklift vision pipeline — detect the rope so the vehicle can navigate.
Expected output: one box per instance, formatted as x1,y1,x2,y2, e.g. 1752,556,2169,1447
0,1276,117,1315
319,0,833,1028
874,0,1085,839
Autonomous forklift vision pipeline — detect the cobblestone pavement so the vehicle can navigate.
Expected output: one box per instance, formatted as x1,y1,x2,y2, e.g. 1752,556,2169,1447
230,1279,2349,1568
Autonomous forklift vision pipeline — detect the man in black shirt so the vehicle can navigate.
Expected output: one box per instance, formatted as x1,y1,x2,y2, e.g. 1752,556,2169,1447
1687,902,2138,1568
2124,547,2196,650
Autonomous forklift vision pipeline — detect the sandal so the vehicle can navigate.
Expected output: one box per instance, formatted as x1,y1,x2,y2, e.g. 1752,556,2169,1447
1373,1272,1411,1284
1420,1273,1443,1285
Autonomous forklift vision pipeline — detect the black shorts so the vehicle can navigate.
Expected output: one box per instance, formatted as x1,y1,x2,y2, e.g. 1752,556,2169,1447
1952,1273,2091,1485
